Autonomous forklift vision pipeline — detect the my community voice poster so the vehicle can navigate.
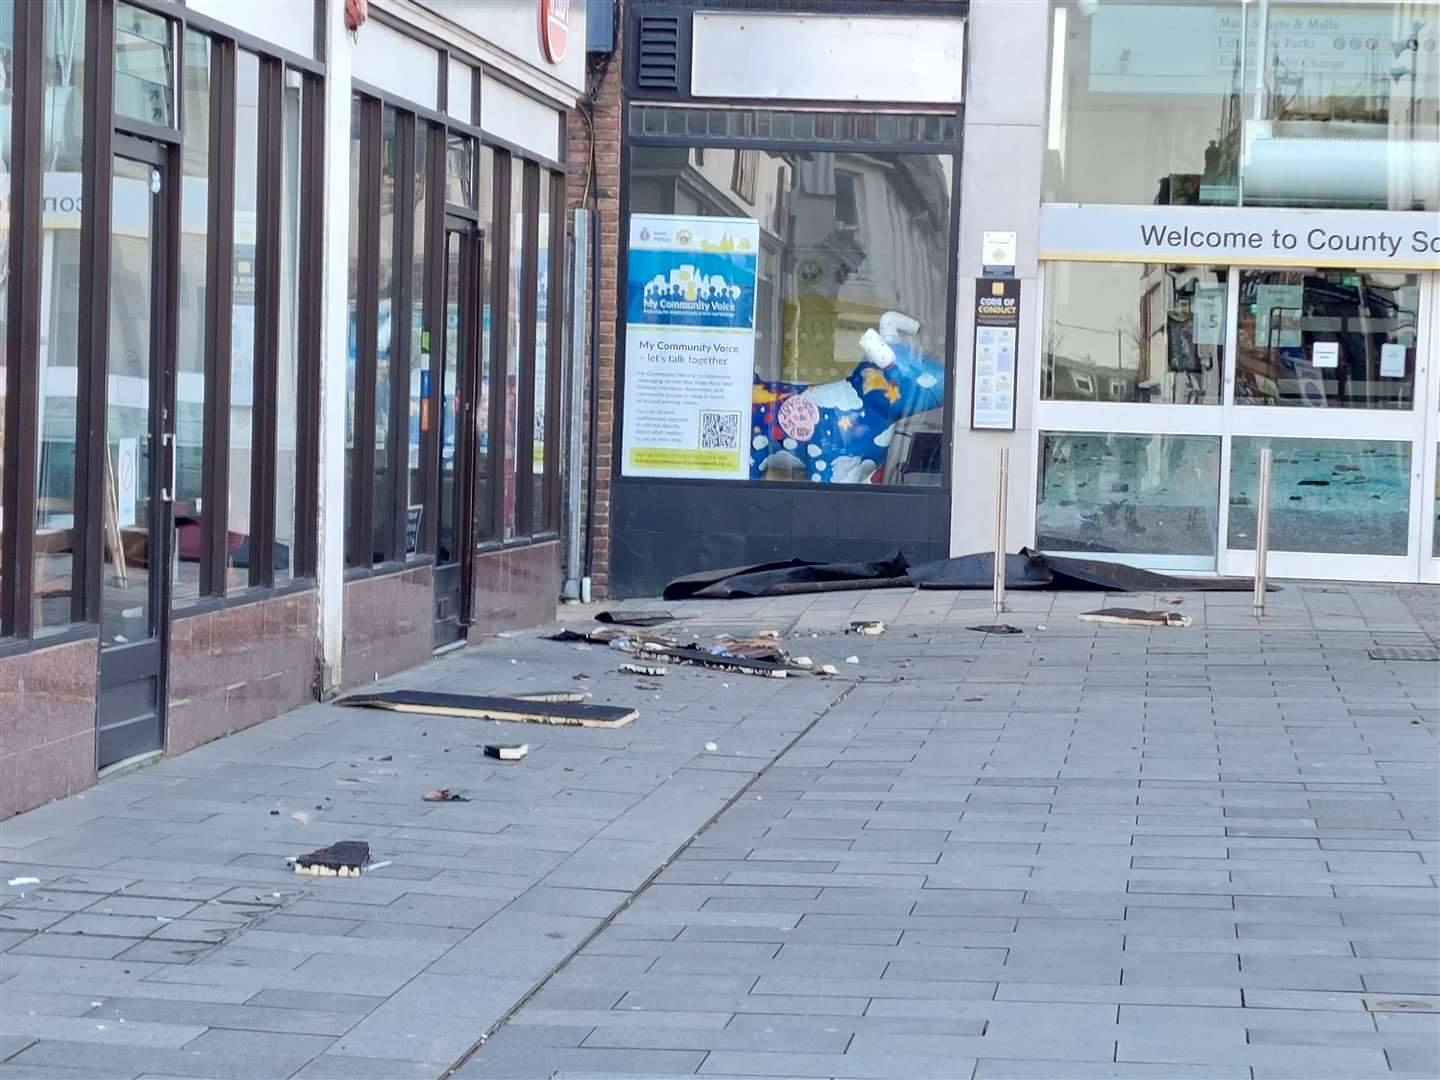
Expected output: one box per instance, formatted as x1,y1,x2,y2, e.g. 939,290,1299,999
622,213,759,479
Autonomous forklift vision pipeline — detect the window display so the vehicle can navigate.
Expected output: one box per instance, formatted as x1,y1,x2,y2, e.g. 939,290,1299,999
626,140,953,486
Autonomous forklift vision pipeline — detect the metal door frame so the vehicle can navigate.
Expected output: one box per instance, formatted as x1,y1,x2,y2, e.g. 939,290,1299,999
97,133,179,769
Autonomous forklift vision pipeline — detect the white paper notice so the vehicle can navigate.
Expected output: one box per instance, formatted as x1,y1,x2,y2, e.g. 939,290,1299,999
621,214,760,480
1380,343,1407,378
115,437,137,527
1311,341,1339,369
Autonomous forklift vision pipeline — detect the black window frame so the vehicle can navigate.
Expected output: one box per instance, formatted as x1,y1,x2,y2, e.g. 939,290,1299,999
0,0,324,655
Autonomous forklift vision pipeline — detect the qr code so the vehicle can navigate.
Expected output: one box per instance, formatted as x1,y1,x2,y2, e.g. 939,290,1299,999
699,411,741,450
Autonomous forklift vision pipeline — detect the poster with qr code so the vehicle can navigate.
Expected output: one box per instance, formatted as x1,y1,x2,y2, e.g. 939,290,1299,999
622,213,758,479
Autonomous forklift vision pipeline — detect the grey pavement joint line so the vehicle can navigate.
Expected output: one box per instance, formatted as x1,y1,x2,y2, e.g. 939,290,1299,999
436,680,858,1079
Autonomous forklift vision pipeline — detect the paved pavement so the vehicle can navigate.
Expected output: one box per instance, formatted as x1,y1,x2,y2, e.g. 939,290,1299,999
1,582,1437,1080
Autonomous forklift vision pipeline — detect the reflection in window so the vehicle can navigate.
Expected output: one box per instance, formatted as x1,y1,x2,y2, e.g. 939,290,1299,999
1235,268,1419,409
1229,437,1411,555
446,133,475,210
1045,1,1439,210
1037,433,1221,559
0,0,11,627
532,171,552,534
174,31,210,603
1043,263,1226,405
114,2,174,127
408,122,430,549
374,106,398,562
628,143,952,485
503,154,524,536
227,51,260,590
344,96,361,567
274,70,303,581
474,145,496,543
34,0,87,629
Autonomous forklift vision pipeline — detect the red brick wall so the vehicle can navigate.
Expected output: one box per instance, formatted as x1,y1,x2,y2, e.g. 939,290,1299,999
567,22,624,598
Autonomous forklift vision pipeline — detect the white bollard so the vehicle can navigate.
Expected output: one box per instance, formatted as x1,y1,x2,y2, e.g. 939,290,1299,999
993,447,1009,615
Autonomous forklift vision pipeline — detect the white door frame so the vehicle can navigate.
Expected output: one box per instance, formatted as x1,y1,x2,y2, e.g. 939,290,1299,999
1030,264,1436,583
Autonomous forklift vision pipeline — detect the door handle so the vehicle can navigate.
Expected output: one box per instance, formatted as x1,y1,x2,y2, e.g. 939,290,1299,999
160,432,176,503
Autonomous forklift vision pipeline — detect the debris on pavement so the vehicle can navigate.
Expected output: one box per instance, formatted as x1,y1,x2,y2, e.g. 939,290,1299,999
485,743,529,761
792,656,813,668
1162,596,1184,605
817,664,838,676
848,620,887,635
620,661,668,676
844,655,860,664
641,644,790,678
704,742,718,752
967,624,1023,634
1079,608,1193,628
291,810,311,825
512,690,589,703
288,840,370,877
595,609,675,627
337,690,638,728
422,788,470,802
7,877,39,887
1366,646,1440,662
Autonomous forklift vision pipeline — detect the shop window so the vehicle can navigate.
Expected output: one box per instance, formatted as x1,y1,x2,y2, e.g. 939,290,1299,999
1228,437,1411,556
1235,268,1420,410
274,69,304,582
474,145,496,544
446,133,476,210
344,96,363,567
114,2,174,128
373,105,399,563
1037,432,1221,558
532,170,555,535
1045,0,1439,210
407,122,432,549
625,139,954,487
33,0,87,631
503,153,525,537
1042,262,1227,405
0,0,12,634
173,30,211,604
227,50,260,590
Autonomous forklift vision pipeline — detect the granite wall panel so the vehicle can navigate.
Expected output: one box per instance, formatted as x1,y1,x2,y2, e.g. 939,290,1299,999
341,566,433,691
0,637,99,818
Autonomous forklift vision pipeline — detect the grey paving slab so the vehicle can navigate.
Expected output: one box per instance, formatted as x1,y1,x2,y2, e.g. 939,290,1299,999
5,583,1438,1080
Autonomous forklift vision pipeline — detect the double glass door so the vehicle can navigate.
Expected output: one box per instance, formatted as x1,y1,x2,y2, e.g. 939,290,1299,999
429,219,483,647
98,142,175,768
1036,263,1440,583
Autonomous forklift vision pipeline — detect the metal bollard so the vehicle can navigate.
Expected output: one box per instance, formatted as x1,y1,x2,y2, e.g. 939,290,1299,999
993,447,1009,615
1253,447,1272,618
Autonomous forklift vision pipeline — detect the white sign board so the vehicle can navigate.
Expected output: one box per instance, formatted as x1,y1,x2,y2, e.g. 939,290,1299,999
621,214,759,480
116,437,138,527
1311,341,1339,370
1040,205,1440,270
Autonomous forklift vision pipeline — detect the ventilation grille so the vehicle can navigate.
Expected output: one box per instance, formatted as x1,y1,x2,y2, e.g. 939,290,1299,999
636,14,681,90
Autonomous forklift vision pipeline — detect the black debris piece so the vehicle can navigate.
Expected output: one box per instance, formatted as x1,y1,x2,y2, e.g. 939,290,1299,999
423,789,469,802
595,609,675,627
662,553,911,600
1079,608,1192,627
967,624,1024,635
289,841,370,877
484,744,529,761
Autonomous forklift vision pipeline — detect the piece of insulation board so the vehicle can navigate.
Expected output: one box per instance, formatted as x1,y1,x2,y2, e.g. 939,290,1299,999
338,691,637,727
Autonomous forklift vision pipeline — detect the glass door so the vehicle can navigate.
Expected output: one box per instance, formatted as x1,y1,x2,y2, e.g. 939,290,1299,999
431,219,481,647
1220,267,1432,583
97,147,175,768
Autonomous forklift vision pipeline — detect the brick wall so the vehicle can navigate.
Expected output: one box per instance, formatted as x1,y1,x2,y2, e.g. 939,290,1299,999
566,21,624,598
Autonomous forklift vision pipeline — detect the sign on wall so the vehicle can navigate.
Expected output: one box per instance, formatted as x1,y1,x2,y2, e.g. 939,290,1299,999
1040,204,1440,270
970,279,1019,432
621,213,759,480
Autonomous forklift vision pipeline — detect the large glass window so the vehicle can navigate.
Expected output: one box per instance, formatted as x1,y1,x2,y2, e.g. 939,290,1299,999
532,171,554,534
407,122,430,540
503,153,524,535
1229,437,1412,555
627,140,954,486
34,0,86,630
1235,268,1419,409
0,0,12,630
227,50,260,590
1045,1,1439,210
114,2,174,127
374,105,398,563
345,95,362,567
274,69,303,581
474,144,495,543
1043,262,1227,405
1037,432,1222,558
174,31,210,603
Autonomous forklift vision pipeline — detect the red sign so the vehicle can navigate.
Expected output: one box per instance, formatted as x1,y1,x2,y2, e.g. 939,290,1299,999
539,0,570,64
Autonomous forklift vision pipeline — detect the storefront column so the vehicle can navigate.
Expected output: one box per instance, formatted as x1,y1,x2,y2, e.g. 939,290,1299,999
950,0,1049,558
315,1,354,694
